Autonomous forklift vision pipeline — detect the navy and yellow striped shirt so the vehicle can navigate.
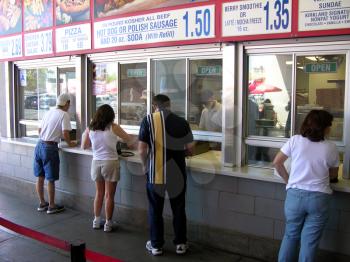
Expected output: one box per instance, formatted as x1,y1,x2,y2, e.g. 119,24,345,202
139,110,193,184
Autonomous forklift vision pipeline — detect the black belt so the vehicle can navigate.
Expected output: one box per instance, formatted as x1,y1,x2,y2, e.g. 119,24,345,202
41,140,58,145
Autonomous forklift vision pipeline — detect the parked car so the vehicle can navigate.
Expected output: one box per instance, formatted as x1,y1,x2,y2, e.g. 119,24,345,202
39,94,56,110
24,95,38,109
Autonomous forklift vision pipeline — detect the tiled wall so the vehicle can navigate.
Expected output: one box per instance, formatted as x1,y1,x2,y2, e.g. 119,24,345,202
1,142,350,261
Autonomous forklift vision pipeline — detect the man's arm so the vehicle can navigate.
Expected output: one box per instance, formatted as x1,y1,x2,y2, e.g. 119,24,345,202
185,142,194,157
63,130,76,147
138,141,149,173
329,167,339,181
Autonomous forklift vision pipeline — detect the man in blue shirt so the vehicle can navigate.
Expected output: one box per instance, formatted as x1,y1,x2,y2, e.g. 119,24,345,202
138,94,193,256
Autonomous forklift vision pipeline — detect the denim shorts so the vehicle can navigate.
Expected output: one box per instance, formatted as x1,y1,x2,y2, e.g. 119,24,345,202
33,141,60,181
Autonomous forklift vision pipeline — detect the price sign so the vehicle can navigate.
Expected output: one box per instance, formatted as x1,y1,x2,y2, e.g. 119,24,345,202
222,0,291,37
0,35,22,60
94,5,215,49
56,24,91,53
299,0,350,31
24,30,53,56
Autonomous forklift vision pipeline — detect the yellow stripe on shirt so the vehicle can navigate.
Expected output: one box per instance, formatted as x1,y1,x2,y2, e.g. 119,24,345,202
153,112,165,184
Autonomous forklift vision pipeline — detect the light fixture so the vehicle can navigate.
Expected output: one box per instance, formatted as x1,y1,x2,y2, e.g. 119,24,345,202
305,56,317,61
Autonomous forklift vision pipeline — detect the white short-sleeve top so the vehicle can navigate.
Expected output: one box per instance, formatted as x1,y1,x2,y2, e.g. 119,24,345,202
281,135,339,194
39,108,71,143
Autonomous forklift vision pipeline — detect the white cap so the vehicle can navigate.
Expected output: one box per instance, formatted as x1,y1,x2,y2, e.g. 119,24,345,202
56,93,70,106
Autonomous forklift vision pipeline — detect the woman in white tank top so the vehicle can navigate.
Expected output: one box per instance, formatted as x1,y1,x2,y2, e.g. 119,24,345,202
82,104,132,232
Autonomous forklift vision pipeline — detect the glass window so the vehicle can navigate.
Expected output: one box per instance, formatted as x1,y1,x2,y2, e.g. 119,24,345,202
59,68,76,122
189,59,222,132
247,145,280,167
247,55,292,139
120,63,147,126
20,68,57,137
295,54,345,142
92,63,118,117
152,59,186,118
21,68,57,121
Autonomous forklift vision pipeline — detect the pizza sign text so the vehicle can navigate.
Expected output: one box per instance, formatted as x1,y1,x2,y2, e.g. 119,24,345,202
65,28,82,36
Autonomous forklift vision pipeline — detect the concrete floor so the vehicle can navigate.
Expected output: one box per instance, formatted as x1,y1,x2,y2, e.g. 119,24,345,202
0,190,263,262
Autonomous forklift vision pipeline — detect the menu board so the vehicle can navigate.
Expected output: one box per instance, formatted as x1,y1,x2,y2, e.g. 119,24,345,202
24,0,53,31
0,34,22,59
94,4,215,49
56,0,90,25
94,0,209,18
24,30,53,56
299,0,350,31
222,0,291,37
0,0,22,36
56,23,91,52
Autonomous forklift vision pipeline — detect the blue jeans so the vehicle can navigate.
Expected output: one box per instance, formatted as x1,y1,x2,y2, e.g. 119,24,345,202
33,140,60,181
278,188,330,262
146,182,187,248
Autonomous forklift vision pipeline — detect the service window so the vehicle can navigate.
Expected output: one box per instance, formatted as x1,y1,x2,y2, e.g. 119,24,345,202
19,67,57,137
245,52,346,169
295,54,345,142
152,59,186,118
120,62,147,126
189,59,222,132
92,63,118,116
59,67,76,122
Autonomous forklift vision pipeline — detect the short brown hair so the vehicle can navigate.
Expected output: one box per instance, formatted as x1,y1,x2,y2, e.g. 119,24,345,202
300,110,333,142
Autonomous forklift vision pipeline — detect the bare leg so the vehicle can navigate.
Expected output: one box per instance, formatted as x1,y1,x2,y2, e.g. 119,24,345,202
36,176,46,204
47,181,55,207
94,180,105,217
105,181,117,221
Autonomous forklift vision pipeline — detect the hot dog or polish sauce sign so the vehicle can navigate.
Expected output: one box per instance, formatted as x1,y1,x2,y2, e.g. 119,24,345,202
299,0,350,31
222,0,291,36
56,24,91,53
94,5,215,49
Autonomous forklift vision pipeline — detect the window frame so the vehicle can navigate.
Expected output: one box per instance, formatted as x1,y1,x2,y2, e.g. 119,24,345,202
14,56,79,138
241,41,350,178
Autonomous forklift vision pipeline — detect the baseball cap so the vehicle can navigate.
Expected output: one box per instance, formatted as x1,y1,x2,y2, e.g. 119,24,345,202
56,93,70,106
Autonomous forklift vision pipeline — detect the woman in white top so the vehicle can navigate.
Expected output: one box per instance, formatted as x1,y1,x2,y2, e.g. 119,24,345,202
82,104,132,232
273,110,339,262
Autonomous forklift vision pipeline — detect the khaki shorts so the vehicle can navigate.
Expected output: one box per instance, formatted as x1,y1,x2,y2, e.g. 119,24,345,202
91,160,120,182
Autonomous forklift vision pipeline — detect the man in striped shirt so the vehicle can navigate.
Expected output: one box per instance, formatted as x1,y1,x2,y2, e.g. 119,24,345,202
138,94,193,256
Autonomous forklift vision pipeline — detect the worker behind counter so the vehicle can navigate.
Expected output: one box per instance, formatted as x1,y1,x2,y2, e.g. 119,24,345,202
199,89,222,132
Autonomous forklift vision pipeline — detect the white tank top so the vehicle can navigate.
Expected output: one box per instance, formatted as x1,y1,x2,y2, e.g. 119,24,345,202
89,126,119,160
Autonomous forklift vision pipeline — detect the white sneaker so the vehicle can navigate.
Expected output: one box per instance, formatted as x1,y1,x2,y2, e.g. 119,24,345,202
146,240,163,256
92,217,101,229
104,220,113,232
176,243,188,255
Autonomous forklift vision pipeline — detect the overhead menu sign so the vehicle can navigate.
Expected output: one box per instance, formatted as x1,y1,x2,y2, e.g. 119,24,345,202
299,0,350,31
56,23,91,53
24,30,53,56
0,35,22,60
94,5,215,49
222,0,292,37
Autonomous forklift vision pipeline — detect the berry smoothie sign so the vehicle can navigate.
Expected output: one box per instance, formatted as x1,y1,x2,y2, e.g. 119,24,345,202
222,0,291,37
